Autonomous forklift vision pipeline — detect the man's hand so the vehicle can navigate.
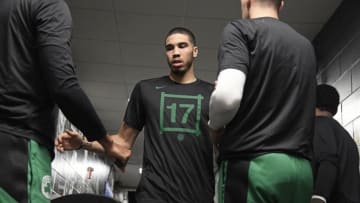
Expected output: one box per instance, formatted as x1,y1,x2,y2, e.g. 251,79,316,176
55,129,132,172
98,135,132,172
55,130,83,152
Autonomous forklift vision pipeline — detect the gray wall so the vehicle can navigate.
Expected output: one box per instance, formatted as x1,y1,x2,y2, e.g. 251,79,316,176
314,0,360,149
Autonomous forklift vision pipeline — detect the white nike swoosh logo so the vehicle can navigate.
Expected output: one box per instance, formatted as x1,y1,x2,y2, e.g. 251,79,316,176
155,86,166,90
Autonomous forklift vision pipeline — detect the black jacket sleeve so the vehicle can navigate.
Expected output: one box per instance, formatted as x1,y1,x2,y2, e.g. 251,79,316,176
313,117,338,200
34,0,106,141
313,161,337,200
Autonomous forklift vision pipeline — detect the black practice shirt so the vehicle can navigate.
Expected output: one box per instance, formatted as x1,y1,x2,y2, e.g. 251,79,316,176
124,76,214,203
0,0,106,153
217,17,316,160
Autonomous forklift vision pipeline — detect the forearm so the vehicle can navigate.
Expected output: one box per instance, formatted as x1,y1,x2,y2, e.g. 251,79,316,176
116,122,139,149
81,139,106,153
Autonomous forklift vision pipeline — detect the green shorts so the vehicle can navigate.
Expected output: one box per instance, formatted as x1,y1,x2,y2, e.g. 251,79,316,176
0,134,52,203
218,153,313,203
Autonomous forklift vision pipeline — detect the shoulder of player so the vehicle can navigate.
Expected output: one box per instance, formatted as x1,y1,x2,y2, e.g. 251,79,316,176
194,79,214,92
227,19,256,31
136,76,168,85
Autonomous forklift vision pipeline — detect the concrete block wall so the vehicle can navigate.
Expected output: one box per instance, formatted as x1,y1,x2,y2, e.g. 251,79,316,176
314,0,360,149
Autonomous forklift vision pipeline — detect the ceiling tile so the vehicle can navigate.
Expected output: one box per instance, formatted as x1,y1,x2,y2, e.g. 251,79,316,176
120,43,165,68
114,0,186,16
185,0,240,19
289,23,325,41
88,96,128,112
123,65,169,83
72,39,122,64
71,9,118,40
184,17,229,49
280,0,343,23
65,0,114,10
76,62,126,83
81,81,128,99
116,14,184,44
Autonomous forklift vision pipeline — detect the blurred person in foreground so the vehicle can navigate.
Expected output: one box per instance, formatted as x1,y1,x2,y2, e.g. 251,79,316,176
0,0,127,202
208,0,317,202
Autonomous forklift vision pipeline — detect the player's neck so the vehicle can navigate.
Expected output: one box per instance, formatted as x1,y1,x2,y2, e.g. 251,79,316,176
315,109,333,117
169,70,197,84
249,7,279,19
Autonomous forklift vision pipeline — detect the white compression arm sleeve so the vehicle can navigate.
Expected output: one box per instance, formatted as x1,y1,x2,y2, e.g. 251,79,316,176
208,68,246,129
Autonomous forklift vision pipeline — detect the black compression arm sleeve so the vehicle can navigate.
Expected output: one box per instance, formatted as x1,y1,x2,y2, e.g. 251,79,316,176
38,45,106,141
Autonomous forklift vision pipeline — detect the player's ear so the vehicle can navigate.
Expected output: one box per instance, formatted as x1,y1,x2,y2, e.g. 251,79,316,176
279,0,285,11
193,46,198,58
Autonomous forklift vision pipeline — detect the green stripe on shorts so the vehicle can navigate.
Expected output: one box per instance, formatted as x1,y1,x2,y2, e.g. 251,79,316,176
28,140,52,203
0,187,17,203
218,160,228,203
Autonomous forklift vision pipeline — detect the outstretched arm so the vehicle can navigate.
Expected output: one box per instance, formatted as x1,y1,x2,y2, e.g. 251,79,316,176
55,130,107,153
56,122,139,170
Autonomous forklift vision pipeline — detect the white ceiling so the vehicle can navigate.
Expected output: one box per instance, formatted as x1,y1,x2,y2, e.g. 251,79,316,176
64,0,343,187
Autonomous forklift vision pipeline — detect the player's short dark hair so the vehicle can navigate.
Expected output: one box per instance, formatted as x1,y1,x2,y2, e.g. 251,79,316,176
165,27,197,46
316,84,340,115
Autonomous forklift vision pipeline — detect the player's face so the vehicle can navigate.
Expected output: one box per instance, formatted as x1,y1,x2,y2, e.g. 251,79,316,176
165,33,198,76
